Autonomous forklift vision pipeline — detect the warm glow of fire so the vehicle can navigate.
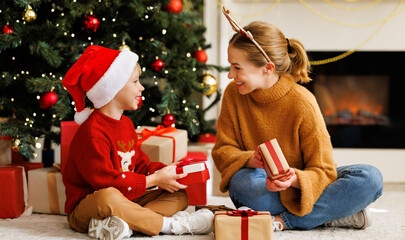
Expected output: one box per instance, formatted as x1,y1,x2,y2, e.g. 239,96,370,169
314,75,389,125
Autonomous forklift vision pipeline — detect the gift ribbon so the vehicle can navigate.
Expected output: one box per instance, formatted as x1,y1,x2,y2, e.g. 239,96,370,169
137,125,177,163
46,169,61,214
217,210,270,240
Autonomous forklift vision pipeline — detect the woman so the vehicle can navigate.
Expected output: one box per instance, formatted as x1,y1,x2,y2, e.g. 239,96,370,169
212,8,383,231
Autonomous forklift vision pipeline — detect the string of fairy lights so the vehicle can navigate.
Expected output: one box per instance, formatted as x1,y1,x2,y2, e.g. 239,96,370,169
213,0,405,65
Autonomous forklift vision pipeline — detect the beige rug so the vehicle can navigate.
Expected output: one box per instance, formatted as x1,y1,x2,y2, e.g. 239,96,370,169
1,184,404,240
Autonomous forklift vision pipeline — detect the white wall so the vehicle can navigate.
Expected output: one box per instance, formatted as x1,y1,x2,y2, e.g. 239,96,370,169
203,0,405,182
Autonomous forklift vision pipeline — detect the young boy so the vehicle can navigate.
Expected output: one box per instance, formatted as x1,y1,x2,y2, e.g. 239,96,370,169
62,45,214,239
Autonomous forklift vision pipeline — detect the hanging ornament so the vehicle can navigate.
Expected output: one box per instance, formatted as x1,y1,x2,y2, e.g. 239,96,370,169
194,49,208,63
11,138,20,152
118,43,131,51
82,14,100,32
201,73,218,96
165,0,183,14
22,5,37,22
162,114,176,127
152,59,165,72
39,91,58,109
137,96,143,109
1,25,13,34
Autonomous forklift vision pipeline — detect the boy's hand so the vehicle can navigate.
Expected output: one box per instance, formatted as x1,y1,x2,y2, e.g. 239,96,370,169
245,146,264,169
146,164,187,193
265,168,299,191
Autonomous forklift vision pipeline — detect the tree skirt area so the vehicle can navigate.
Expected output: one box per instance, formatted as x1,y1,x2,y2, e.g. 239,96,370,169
1,185,404,240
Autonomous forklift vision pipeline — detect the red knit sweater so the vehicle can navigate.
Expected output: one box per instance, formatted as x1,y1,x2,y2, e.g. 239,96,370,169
63,110,165,214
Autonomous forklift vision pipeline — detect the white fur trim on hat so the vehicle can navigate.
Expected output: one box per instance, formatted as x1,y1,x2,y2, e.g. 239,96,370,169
86,49,139,109
74,108,93,125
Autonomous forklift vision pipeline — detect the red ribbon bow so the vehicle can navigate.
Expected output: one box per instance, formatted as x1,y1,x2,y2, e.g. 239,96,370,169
226,210,264,240
227,209,258,217
176,158,206,168
137,125,177,163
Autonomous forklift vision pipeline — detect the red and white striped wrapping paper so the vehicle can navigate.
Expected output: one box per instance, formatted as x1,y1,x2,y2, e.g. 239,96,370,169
258,139,290,181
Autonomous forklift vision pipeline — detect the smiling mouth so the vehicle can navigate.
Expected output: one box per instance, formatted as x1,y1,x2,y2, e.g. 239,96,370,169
235,81,244,85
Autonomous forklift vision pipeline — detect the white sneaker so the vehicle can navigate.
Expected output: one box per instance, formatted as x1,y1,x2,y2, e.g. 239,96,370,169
88,216,133,239
272,216,284,231
325,208,372,229
171,210,191,220
171,209,214,235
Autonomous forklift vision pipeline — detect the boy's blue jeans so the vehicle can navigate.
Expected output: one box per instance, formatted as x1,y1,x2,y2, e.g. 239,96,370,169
228,164,383,230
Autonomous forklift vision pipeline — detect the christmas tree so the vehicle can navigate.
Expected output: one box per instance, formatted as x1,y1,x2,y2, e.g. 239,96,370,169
0,0,224,161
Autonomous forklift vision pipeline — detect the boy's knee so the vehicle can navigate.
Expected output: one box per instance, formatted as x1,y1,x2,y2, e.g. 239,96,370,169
93,187,123,208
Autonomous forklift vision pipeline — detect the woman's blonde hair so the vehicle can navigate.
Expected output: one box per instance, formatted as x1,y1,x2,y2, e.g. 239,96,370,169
229,21,311,83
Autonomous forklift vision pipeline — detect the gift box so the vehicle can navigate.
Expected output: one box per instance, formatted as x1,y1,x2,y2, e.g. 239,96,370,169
28,167,66,215
258,139,290,181
1,162,43,179
0,167,26,218
176,152,209,205
186,182,207,206
171,162,210,185
136,125,187,165
215,210,273,240
61,121,80,174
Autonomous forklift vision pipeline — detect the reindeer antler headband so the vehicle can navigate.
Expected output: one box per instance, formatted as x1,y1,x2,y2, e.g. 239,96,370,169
222,7,271,63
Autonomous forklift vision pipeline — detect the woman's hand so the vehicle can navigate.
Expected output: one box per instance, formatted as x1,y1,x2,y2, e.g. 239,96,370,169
245,147,264,168
146,164,187,193
265,168,299,191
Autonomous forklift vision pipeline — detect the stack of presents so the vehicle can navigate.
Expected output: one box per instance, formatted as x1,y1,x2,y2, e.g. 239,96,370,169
1,122,290,239
1,122,210,218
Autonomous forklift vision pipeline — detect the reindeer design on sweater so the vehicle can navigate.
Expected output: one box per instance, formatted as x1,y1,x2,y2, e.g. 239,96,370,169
117,140,135,172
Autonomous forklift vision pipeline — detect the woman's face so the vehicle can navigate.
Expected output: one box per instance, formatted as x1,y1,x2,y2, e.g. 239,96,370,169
227,45,269,95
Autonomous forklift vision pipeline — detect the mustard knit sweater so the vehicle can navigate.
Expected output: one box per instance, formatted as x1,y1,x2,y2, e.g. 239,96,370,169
212,75,337,216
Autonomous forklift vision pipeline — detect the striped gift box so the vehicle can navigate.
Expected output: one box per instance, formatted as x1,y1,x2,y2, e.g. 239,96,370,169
258,139,290,181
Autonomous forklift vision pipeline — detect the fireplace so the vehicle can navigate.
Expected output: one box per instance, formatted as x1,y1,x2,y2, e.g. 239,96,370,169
306,51,405,149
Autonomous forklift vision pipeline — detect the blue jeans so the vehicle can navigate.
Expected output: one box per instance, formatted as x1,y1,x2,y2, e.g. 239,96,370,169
228,164,383,230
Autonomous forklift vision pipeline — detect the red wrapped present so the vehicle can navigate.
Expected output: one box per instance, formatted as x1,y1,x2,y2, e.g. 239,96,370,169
1,162,43,179
258,139,290,181
61,121,80,174
197,133,216,143
215,210,273,240
171,159,210,185
186,182,207,206
178,152,209,205
28,167,66,215
0,167,26,218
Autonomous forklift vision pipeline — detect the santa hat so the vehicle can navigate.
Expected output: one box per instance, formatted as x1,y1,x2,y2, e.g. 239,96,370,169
62,45,139,125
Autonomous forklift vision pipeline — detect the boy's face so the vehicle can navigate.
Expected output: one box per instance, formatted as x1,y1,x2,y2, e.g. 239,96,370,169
113,65,144,111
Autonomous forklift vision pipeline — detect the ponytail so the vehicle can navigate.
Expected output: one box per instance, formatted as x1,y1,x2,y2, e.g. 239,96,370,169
287,38,312,84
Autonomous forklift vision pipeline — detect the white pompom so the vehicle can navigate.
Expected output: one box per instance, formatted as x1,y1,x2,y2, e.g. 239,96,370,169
74,108,93,125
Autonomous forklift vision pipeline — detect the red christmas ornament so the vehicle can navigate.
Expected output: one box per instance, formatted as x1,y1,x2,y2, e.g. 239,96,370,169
83,15,100,32
39,91,58,109
2,25,13,34
165,0,183,14
137,96,143,109
162,114,175,127
194,49,208,63
152,59,165,72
